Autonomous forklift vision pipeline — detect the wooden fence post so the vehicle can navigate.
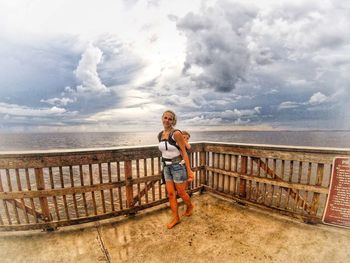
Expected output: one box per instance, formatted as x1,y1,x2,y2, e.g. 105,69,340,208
34,168,53,230
239,156,247,198
311,163,324,216
125,160,134,210
200,151,207,187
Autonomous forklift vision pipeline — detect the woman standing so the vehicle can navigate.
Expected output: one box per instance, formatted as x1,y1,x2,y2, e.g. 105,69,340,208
158,110,194,229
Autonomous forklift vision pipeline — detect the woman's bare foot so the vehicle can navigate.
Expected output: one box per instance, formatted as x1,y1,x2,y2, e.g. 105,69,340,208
182,204,194,217
167,216,180,229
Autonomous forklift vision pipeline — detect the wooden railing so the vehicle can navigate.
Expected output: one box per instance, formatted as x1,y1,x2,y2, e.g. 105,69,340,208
0,144,203,231
0,142,349,231
202,142,350,223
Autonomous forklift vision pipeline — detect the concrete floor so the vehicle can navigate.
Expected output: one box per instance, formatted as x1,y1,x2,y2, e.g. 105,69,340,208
0,193,349,263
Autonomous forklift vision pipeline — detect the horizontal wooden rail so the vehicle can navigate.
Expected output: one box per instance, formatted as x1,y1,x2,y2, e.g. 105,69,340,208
204,142,350,164
206,167,329,194
0,187,203,231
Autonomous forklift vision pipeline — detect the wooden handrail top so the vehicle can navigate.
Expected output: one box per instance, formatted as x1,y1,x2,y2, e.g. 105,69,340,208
0,142,349,169
1,141,349,156
201,141,350,154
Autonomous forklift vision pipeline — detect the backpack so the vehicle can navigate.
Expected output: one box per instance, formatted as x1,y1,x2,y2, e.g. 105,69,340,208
157,129,182,150
158,129,182,185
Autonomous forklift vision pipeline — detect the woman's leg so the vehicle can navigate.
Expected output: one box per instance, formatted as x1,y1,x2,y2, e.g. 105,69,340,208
165,181,180,229
175,182,194,216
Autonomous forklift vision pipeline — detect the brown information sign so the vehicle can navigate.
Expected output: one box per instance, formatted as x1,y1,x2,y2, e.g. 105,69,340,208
323,157,350,228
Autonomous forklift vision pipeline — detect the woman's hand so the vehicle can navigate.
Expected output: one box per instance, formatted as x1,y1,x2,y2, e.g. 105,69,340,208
187,169,194,182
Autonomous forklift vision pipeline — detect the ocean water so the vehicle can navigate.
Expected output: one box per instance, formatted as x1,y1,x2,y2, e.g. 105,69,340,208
0,130,350,151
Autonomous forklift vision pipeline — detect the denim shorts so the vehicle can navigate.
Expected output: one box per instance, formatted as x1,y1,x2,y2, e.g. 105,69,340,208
163,163,188,183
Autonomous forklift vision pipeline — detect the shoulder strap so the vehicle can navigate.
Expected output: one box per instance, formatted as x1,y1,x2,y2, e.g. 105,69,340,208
168,129,182,149
157,131,163,142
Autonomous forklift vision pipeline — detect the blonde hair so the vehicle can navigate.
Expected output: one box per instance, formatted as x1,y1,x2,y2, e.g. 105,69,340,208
182,130,190,138
162,110,177,126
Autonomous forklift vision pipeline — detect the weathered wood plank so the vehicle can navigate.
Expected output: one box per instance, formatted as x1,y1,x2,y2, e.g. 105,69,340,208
0,147,162,169
204,186,321,222
49,167,60,220
79,165,89,216
107,163,115,212
205,167,328,194
88,164,97,215
6,169,20,224
0,186,203,231
0,171,12,225
0,181,127,199
132,180,157,206
69,166,79,218
25,168,38,223
303,162,312,214
311,163,324,215
34,168,52,222
157,157,162,199
200,151,206,186
15,169,29,223
254,158,313,213
125,160,133,208
98,163,106,214
143,159,149,203
286,161,293,209
151,158,155,202
136,159,142,205
227,154,232,194
116,162,123,210
269,159,277,206
204,144,350,164
59,166,70,219
248,157,253,200
239,156,247,198
8,199,46,222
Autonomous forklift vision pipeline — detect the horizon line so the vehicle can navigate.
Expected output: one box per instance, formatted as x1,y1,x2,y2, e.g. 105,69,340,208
1,129,350,134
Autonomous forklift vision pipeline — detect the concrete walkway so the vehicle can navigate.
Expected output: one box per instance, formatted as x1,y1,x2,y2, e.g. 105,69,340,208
0,193,349,263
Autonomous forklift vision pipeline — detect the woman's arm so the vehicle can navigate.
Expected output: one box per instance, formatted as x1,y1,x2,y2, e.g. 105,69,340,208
185,141,191,150
173,131,194,181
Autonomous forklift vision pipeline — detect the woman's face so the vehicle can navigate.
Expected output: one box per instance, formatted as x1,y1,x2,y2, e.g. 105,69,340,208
183,134,190,142
162,112,175,129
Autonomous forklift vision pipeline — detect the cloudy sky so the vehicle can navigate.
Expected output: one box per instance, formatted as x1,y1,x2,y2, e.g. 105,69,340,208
0,0,349,132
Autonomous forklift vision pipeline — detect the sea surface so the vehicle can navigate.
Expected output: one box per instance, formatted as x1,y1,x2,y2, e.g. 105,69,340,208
0,130,350,151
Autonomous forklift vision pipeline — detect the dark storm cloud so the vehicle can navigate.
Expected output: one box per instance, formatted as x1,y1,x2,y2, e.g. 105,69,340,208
177,5,255,92
171,0,350,129
94,36,145,87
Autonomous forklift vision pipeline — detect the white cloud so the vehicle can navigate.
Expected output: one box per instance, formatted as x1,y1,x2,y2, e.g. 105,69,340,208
164,94,200,108
234,118,251,125
309,92,328,105
86,103,165,123
278,91,331,111
40,97,76,106
221,107,261,118
287,78,309,87
278,101,301,110
182,115,223,126
75,44,109,94
0,102,77,117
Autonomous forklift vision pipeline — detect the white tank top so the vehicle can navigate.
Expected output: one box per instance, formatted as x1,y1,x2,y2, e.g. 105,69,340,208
158,133,181,159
